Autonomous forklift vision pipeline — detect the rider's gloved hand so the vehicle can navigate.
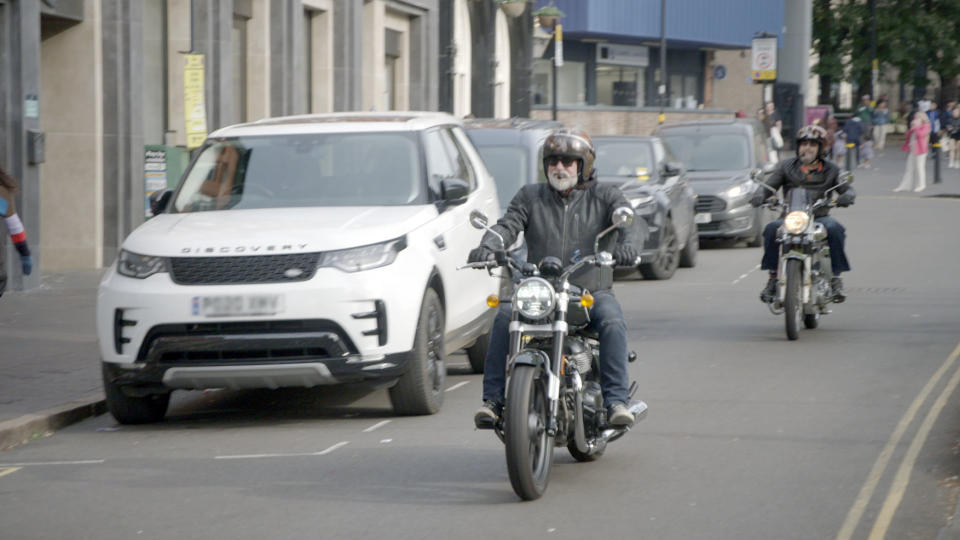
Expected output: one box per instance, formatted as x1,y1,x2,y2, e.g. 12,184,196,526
467,245,496,264
613,244,639,266
749,191,768,208
836,191,855,207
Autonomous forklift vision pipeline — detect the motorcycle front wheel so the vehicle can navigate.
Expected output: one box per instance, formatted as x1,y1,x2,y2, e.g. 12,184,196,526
784,259,802,340
505,363,554,500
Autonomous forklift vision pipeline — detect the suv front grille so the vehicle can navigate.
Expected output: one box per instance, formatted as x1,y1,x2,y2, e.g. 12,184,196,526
169,253,322,285
696,195,726,213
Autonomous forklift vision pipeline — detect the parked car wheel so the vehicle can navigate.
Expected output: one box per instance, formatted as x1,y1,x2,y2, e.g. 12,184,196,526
389,288,446,415
102,364,170,424
640,219,679,280
678,225,698,268
466,332,489,374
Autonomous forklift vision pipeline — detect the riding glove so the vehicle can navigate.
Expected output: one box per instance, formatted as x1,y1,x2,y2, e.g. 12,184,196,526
467,245,496,264
835,191,855,207
749,192,768,208
613,244,640,266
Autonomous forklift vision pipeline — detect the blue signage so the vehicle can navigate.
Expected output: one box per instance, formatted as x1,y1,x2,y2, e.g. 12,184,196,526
713,65,727,80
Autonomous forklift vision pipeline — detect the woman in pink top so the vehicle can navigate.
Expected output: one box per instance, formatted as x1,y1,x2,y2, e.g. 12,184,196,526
894,113,930,192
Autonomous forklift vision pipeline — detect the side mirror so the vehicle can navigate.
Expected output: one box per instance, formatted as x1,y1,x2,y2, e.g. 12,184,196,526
612,206,634,228
763,162,776,173
148,189,173,217
662,160,685,178
469,209,489,230
441,178,469,205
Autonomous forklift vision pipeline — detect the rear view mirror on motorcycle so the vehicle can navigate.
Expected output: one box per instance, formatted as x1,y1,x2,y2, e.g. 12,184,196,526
469,209,489,230
612,206,634,228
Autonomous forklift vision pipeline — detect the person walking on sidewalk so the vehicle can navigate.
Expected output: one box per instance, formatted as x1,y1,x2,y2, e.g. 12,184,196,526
0,165,34,296
895,113,930,193
872,100,891,151
945,104,960,169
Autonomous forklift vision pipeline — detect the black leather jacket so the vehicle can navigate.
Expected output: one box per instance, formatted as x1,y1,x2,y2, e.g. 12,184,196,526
482,181,635,291
760,157,854,217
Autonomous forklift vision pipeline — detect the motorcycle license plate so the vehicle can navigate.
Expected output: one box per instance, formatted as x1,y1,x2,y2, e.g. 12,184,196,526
192,295,284,317
694,213,712,224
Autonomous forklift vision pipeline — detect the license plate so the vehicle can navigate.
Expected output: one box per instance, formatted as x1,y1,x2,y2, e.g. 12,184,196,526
193,295,284,317
694,213,712,224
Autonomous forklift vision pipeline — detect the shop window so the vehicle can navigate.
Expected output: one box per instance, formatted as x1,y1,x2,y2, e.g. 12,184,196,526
532,59,586,106
596,65,645,107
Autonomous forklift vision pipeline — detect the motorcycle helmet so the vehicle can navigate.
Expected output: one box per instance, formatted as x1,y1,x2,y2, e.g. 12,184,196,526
795,124,828,159
541,128,597,185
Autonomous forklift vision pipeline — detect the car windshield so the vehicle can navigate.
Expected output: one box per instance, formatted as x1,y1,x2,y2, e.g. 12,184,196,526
595,141,655,181
172,132,423,212
660,133,751,171
475,146,529,208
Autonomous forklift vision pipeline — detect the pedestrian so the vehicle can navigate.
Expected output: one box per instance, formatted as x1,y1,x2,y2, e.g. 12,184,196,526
871,99,890,151
762,101,783,163
859,131,874,169
825,115,839,159
894,113,930,193
855,94,874,134
832,130,847,161
842,117,865,166
0,165,34,296
946,104,960,169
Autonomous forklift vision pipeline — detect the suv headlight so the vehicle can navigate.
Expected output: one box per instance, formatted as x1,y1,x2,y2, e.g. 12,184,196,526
724,182,752,199
784,211,810,234
514,277,556,320
117,250,168,279
319,236,407,272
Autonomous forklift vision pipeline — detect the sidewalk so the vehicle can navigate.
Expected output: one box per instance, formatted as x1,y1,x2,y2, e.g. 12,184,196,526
0,269,106,450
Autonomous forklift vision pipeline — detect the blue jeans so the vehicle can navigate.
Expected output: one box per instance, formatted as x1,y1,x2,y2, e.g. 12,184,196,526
761,216,851,275
482,289,630,407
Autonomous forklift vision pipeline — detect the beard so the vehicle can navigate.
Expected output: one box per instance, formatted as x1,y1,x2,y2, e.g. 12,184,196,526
548,169,578,191
799,149,818,165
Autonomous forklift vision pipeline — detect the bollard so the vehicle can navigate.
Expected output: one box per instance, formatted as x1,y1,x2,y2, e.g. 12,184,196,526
846,142,854,171
933,142,941,184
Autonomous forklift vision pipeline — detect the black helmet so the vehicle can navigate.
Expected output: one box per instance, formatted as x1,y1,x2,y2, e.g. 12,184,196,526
796,124,828,158
542,128,596,184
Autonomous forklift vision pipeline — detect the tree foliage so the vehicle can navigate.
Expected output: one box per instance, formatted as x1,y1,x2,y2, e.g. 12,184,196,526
812,0,960,102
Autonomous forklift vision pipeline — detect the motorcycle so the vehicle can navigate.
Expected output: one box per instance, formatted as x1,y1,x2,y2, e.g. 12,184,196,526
460,207,647,500
754,173,852,340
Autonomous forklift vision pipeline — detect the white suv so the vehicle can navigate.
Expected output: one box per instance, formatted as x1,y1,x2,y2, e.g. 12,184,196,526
97,112,501,423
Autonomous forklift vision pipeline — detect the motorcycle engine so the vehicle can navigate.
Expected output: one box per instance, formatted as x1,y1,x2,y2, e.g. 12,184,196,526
564,338,593,375
582,381,603,423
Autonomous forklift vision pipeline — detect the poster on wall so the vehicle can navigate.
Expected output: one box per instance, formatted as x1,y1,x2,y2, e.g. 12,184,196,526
183,54,208,149
144,148,168,218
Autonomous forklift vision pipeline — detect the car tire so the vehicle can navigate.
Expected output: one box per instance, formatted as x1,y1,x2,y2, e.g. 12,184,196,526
678,224,698,268
389,288,446,415
102,364,170,424
639,219,679,280
466,332,489,374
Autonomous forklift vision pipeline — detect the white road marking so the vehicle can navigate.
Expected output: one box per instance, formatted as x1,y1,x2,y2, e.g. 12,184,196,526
732,264,761,285
445,381,470,392
363,420,391,433
215,441,349,460
0,459,104,467
836,341,960,540
380,439,392,444
0,467,22,477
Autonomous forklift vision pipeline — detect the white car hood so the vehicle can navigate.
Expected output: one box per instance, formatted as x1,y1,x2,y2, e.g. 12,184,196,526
123,206,438,257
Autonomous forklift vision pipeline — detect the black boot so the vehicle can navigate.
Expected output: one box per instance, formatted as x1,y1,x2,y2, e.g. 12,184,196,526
760,277,777,303
831,277,846,303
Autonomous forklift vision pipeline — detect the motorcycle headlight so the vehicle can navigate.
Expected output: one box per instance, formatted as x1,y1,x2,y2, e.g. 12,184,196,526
784,211,810,234
319,236,407,272
117,250,168,279
514,277,556,320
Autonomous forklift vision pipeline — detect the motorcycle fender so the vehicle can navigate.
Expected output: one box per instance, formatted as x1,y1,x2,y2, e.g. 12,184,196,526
777,253,810,303
507,348,559,400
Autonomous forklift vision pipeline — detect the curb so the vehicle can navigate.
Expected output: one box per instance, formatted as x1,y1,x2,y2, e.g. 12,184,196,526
0,393,107,452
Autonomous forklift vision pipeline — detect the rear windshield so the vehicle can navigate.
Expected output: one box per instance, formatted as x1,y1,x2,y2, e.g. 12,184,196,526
660,133,751,171
172,133,424,212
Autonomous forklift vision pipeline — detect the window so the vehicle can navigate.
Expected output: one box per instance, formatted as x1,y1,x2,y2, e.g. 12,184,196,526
532,60,586,106
423,129,460,197
232,15,248,122
596,65,645,107
595,141,656,182
660,133,751,172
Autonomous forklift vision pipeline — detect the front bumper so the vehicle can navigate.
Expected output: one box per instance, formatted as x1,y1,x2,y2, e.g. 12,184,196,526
695,197,758,238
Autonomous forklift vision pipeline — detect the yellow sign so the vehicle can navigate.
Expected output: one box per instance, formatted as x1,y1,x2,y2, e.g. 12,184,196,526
183,54,208,149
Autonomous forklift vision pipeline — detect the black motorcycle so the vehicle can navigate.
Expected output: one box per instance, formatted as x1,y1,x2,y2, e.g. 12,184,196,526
461,207,647,500
754,173,852,340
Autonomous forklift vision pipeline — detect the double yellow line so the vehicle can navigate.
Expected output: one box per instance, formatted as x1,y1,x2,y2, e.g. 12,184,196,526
837,341,960,540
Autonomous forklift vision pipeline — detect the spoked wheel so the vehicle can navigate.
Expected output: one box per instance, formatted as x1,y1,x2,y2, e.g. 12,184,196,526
784,259,802,340
505,364,554,500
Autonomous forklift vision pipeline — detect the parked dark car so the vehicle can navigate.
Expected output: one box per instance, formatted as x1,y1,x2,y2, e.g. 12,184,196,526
653,118,778,247
593,135,698,280
464,118,562,213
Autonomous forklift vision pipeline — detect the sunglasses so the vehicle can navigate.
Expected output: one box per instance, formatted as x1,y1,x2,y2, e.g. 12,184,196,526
546,156,579,167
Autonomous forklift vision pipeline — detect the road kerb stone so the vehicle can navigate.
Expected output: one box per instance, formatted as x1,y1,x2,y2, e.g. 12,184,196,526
0,393,106,451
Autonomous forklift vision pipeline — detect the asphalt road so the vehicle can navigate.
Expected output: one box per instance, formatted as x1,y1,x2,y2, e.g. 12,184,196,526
2,158,960,540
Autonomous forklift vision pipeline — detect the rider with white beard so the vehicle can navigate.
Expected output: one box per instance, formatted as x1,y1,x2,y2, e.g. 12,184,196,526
467,128,640,428
750,124,856,303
